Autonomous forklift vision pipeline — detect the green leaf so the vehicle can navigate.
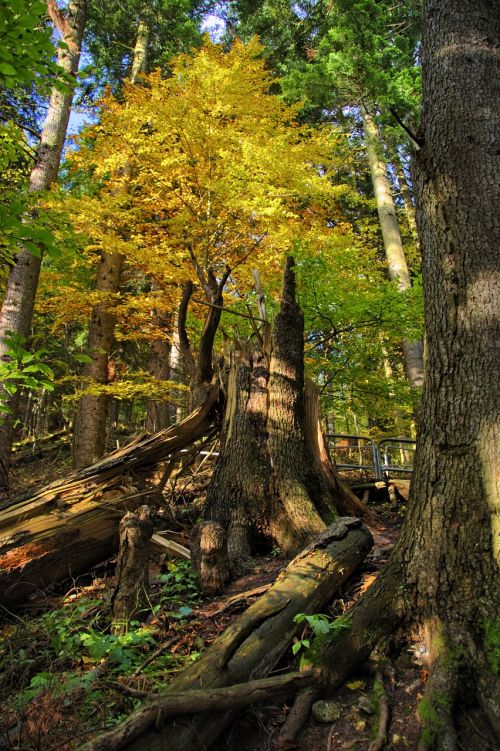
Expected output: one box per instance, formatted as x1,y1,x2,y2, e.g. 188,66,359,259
0,62,16,76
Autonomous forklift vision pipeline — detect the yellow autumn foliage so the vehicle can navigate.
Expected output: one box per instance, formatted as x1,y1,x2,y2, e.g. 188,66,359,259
64,37,353,306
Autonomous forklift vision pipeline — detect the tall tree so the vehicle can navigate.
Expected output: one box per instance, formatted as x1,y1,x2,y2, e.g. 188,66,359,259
72,19,148,469
72,1,213,467
318,1,500,745
0,0,87,491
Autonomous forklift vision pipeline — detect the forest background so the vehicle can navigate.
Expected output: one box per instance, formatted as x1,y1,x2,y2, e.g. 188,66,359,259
0,0,424,488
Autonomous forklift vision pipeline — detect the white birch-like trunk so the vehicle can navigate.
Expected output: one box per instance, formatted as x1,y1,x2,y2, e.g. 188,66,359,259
361,104,424,389
0,0,87,491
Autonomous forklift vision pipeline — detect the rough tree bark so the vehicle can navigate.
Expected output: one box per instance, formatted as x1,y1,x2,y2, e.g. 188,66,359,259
145,285,172,433
197,258,370,589
0,0,88,491
111,505,153,634
361,104,425,388
318,4,499,747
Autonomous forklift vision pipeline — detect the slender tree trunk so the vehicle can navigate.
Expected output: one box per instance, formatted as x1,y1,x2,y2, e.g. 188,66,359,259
130,19,150,82
394,155,418,243
72,20,151,467
361,104,424,388
145,283,172,433
72,252,124,467
0,0,87,491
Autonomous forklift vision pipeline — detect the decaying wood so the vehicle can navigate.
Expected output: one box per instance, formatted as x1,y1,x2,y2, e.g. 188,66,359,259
190,520,230,593
0,388,219,607
82,672,317,751
82,518,373,751
111,506,153,634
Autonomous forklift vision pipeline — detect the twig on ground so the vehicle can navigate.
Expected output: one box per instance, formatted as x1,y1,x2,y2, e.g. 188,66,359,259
130,636,178,678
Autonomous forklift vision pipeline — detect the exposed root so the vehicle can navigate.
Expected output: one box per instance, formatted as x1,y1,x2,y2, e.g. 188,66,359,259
275,685,320,749
368,671,389,751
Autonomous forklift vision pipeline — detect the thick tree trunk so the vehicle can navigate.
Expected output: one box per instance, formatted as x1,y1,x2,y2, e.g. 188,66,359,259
0,388,219,607
320,5,500,746
404,0,500,737
361,104,424,388
82,519,373,751
0,0,87,491
199,259,370,588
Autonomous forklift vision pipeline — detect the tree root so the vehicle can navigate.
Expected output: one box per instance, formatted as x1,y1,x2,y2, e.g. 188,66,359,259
81,671,317,751
414,620,463,751
275,685,320,749
368,671,389,751
416,656,458,751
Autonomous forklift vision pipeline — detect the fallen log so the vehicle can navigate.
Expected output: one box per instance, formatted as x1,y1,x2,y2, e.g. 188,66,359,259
81,517,373,751
0,387,220,608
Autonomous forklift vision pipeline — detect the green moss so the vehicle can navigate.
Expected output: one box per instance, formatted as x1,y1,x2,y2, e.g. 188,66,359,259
484,620,500,675
418,691,452,745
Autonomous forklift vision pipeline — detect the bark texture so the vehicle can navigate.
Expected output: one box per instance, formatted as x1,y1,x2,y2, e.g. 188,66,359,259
72,19,151,468
321,5,500,746
199,259,366,586
0,0,87,490
361,104,424,388
111,505,153,634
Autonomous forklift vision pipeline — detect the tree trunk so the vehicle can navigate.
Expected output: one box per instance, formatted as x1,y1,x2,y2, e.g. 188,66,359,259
72,18,151,468
361,104,424,388
111,505,153,634
82,519,373,751
0,388,220,607
145,284,172,433
0,0,87,491
394,155,418,243
199,258,370,588
320,5,499,746
73,252,124,468
130,18,150,83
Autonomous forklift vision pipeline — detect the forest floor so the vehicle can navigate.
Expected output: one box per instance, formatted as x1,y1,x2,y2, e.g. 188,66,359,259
0,438,493,751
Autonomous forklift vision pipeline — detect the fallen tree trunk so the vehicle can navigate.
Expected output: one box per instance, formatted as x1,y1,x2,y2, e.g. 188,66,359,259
0,387,220,607
81,517,373,751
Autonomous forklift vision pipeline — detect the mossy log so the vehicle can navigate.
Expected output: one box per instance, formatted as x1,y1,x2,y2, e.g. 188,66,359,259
0,387,219,607
82,517,373,751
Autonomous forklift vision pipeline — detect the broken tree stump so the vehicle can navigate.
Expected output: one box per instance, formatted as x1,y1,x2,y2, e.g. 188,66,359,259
81,517,373,751
190,520,230,594
112,506,153,634
0,387,219,608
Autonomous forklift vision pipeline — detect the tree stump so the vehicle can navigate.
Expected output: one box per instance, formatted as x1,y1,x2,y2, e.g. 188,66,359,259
190,521,230,594
111,505,153,634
